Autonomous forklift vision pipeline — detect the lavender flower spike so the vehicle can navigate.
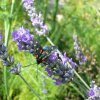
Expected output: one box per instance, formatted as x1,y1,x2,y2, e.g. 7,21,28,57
0,33,14,67
22,0,49,36
62,52,77,69
73,35,87,65
12,27,34,50
12,27,34,43
87,81,100,100
9,63,22,75
43,52,76,85
0,33,3,44
49,52,58,62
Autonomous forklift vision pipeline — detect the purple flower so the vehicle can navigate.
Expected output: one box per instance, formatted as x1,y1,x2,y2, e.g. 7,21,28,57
12,31,20,41
22,0,34,6
68,58,77,69
43,51,76,85
35,24,49,36
31,13,43,27
73,35,87,65
89,90,95,97
17,43,27,50
88,81,100,100
12,27,27,41
54,79,63,85
45,67,53,77
12,27,35,51
53,67,63,76
9,63,21,75
79,55,87,65
62,53,77,69
21,33,34,43
0,33,3,39
12,27,34,44
49,52,58,62
62,52,68,65
63,69,74,81
0,42,14,67
0,33,3,44
22,0,49,36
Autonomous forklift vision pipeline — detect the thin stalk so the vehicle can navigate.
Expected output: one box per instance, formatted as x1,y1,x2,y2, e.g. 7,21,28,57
74,70,90,90
46,36,55,46
18,74,41,100
67,63,90,90
10,0,15,16
4,0,15,99
43,0,49,24
3,67,8,100
70,83,85,98
4,17,9,100
51,0,59,33
23,63,37,67
46,36,90,90
13,1,22,25
46,36,64,58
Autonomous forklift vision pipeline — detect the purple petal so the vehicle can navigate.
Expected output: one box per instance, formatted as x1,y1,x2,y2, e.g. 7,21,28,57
88,89,95,97
12,31,20,41
49,52,58,62
45,68,53,77
0,33,3,43
54,79,62,85
21,33,34,44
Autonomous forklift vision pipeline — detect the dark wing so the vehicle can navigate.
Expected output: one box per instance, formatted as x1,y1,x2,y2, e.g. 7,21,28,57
36,46,57,64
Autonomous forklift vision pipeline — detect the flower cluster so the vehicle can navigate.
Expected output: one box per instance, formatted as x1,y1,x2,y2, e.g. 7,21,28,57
73,35,87,65
0,33,21,75
12,27,34,50
12,27,77,85
9,63,21,75
87,81,100,100
44,52,77,85
0,33,3,44
0,34,14,67
22,0,49,36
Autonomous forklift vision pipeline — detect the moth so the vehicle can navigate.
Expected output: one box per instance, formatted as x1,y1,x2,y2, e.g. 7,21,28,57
31,39,57,64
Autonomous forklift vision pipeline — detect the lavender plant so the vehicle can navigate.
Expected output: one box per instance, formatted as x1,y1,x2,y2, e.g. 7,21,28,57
87,81,100,100
22,0,49,36
20,0,79,86
12,27,78,85
0,34,14,67
73,34,87,65
0,0,99,99
0,33,41,100
21,0,100,99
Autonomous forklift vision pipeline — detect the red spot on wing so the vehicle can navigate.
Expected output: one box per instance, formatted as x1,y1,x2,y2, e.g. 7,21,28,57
40,49,43,54
36,55,39,59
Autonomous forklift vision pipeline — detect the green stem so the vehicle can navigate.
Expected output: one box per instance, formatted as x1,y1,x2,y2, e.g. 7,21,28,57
46,36,90,90
43,0,48,24
13,1,22,24
51,0,59,33
3,0,15,99
3,67,7,100
10,0,15,16
70,83,85,98
46,36,55,46
67,62,90,90
4,17,9,100
74,70,90,90
23,63,37,67
18,74,41,100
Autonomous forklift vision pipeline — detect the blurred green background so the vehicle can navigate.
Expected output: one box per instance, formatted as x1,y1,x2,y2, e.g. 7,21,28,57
0,0,100,100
